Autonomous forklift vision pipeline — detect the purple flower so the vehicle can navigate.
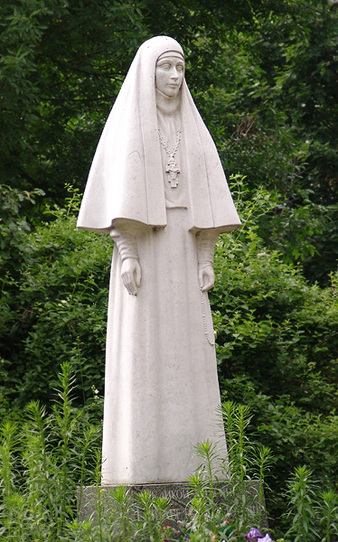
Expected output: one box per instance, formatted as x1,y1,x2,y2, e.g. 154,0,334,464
244,527,263,541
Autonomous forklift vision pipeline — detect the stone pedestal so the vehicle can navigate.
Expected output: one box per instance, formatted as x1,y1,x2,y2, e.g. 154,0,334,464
78,480,267,526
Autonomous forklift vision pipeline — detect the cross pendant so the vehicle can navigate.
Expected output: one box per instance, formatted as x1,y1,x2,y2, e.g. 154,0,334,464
166,156,180,188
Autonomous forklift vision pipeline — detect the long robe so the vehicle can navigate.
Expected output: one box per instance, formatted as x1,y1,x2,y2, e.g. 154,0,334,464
77,36,242,485
102,208,227,483
101,96,227,484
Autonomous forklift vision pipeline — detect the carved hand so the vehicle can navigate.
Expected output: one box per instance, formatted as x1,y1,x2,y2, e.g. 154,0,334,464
198,262,215,292
121,257,142,296
196,230,218,292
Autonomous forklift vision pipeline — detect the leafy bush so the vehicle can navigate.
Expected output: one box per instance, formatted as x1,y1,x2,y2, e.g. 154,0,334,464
210,177,338,526
0,186,110,412
0,182,337,533
1,367,337,541
0,363,101,541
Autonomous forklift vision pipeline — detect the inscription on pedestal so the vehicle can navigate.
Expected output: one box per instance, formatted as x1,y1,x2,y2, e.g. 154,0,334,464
78,480,267,526
78,482,191,523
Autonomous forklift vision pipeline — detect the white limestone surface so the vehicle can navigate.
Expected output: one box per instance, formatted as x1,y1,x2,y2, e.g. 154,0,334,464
77,36,241,485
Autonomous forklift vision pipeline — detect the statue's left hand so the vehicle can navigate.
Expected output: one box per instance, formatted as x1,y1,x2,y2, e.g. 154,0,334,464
198,263,215,292
121,257,142,296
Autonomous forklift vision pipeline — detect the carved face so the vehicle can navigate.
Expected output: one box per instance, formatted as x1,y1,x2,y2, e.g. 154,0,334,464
155,54,185,98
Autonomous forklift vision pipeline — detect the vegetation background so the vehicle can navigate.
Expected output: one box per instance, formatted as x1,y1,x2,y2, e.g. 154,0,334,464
0,0,337,537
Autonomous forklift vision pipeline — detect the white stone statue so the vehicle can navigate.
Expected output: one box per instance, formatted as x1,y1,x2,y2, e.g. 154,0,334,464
77,36,241,485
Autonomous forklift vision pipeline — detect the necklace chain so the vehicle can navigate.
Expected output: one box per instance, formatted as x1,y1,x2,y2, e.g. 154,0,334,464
158,126,182,188
158,126,182,157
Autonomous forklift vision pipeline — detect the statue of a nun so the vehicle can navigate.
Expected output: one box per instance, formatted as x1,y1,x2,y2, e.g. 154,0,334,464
77,36,241,485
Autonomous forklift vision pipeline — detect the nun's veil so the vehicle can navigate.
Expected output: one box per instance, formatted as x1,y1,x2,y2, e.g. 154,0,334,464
77,36,241,233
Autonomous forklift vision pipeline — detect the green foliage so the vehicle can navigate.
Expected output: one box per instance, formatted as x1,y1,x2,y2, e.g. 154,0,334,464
0,184,44,276
1,379,336,540
284,466,318,541
0,0,149,202
181,404,272,537
209,176,337,528
221,402,273,530
319,491,338,542
1,1,337,536
213,177,337,415
0,185,44,415
0,180,336,534
0,362,100,541
180,1,337,281
283,466,338,542
1,0,336,281
0,186,110,411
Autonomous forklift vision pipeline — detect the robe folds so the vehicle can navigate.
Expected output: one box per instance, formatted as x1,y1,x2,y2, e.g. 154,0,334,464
77,36,241,234
102,209,227,483
77,36,242,484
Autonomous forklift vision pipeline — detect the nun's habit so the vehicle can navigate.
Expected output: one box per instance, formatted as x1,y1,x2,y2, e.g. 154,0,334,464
77,36,241,484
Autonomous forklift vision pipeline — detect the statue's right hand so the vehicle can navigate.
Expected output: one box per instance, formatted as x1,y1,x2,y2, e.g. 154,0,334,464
121,258,142,296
